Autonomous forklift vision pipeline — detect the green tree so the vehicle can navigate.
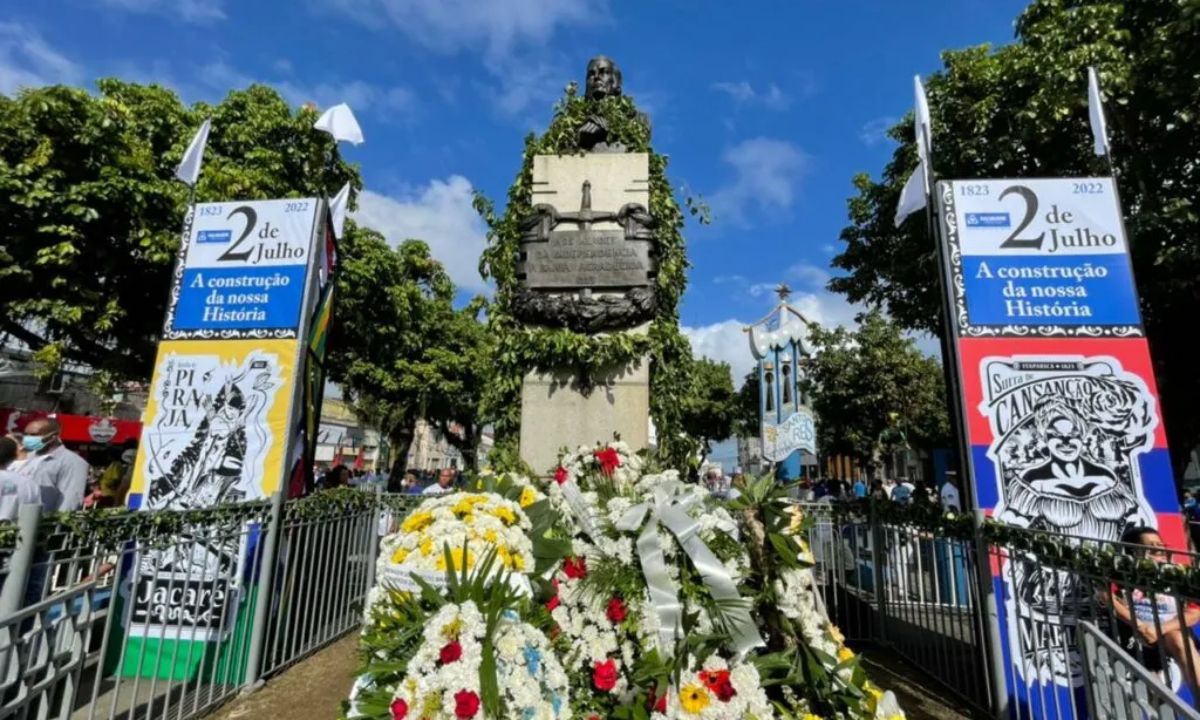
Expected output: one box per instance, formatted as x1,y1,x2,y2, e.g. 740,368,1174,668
802,311,950,471
832,0,1200,471
328,229,488,476
0,80,358,381
733,369,761,438
679,357,737,463
426,297,491,472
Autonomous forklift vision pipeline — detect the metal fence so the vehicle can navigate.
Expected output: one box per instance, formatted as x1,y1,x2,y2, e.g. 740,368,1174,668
797,502,995,711
0,489,424,720
797,500,1200,720
1080,620,1200,720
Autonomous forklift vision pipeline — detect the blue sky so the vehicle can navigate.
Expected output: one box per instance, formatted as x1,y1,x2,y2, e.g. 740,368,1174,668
3,0,1028,387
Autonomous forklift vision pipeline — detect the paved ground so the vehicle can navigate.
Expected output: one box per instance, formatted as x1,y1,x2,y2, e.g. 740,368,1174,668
862,647,974,720
207,635,360,720
205,635,970,720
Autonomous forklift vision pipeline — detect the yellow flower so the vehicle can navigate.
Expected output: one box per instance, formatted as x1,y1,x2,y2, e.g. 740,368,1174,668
829,625,845,645
401,510,434,533
390,547,410,564
420,537,433,557
441,617,464,640
452,498,477,518
802,714,822,720
435,547,475,572
491,505,517,526
518,487,537,508
837,646,855,663
512,554,525,571
496,544,513,567
483,528,498,543
679,683,710,714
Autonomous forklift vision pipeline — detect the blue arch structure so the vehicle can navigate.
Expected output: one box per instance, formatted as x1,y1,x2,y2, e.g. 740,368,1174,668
745,285,817,483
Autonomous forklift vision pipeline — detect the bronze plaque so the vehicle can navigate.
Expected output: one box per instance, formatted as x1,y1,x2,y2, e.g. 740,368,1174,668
520,229,652,288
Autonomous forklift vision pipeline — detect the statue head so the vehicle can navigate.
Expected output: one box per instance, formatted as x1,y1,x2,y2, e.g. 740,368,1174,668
585,56,622,100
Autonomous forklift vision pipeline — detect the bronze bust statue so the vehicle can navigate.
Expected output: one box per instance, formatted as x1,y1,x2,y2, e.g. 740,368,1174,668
578,55,648,152
585,56,622,100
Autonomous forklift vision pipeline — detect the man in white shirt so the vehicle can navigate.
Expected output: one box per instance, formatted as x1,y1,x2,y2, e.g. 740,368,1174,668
940,474,963,512
422,468,455,496
0,437,40,522
18,418,90,513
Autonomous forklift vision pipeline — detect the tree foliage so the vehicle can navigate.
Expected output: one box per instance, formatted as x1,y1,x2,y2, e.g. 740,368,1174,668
832,0,1200,467
802,311,950,467
733,369,761,439
328,229,488,474
679,357,737,462
0,80,359,380
476,83,696,471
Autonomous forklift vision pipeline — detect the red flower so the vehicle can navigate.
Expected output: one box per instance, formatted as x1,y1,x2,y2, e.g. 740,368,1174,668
646,684,668,713
390,698,408,719
700,669,730,690
593,447,621,476
453,689,480,719
563,556,588,580
439,640,462,665
605,597,627,624
592,659,619,692
554,466,569,485
700,669,737,702
546,594,560,611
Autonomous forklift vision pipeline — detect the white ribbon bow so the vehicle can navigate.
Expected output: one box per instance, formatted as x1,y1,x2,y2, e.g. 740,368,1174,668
615,481,764,658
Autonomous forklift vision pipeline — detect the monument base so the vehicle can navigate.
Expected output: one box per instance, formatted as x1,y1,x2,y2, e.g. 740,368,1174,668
519,354,649,475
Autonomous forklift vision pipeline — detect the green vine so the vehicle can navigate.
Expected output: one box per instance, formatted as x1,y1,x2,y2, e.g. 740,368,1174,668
826,499,1200,597
476,84,697,472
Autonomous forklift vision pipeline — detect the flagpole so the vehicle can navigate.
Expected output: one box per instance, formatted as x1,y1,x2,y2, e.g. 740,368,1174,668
912,80,1011,719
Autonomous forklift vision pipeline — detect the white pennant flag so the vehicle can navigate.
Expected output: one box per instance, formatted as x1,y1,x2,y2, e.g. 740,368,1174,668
313,103,364,145
894,159,927,228
913,75,932,166
175,118,212,186
329,181,352,239
1087,67,1110,157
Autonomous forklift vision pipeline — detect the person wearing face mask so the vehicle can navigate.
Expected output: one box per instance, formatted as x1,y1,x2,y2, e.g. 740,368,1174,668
17,417,90,513
0,437,41,522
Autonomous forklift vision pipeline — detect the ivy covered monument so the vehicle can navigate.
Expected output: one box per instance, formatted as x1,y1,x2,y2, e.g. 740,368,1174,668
477,56,694,473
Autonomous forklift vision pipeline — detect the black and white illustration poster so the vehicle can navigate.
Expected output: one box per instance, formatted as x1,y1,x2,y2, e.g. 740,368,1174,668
130,341,290,636
977,354,1159,685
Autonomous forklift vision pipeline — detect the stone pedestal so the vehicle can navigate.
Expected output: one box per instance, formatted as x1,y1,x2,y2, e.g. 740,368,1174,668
519,353,650,475
516,152,654,474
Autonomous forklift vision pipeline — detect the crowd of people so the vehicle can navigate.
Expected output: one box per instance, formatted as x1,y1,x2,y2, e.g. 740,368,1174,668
0,417,135,521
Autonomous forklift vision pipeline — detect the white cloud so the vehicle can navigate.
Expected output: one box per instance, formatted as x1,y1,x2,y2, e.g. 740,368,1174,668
711,81,789,111
99,0,226,24
485,55,566,120
709,137,807,226
320,0,605,58
683,320,756,386
0,23,81,95
353,177,489,293
787,262,830,289
859,116,897,146
187,60,417,118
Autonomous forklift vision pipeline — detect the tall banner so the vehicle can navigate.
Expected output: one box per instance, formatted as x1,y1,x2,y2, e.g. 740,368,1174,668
936,178,1182,717
123,198,326,679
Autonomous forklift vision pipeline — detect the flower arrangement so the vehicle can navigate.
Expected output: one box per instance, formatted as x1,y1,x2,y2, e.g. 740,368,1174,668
351,457,908,720
386,602,571,720
374,491,535,595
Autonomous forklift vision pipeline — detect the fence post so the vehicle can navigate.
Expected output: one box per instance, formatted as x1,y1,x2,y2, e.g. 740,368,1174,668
868,501,889,644
972,508,1009,719
0,503,42,617
242,491,286,692
364,487,383,594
